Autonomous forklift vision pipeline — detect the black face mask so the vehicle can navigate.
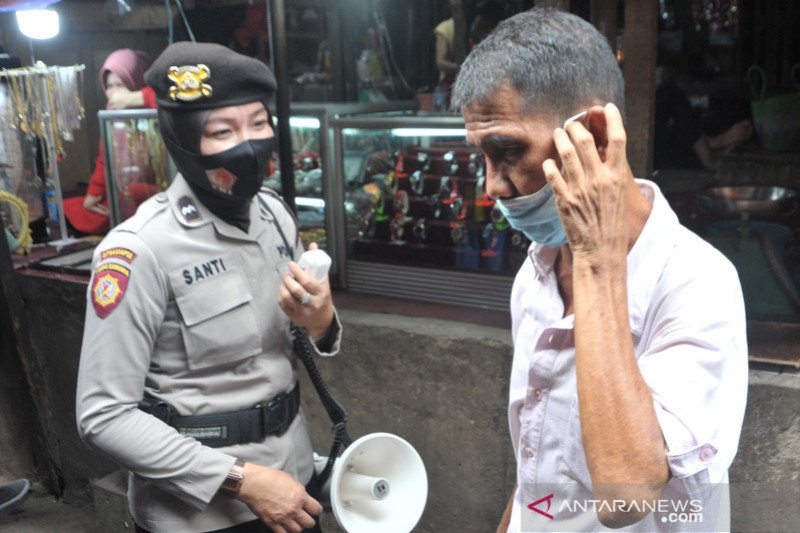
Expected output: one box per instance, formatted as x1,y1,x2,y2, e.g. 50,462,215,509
166,136,276,201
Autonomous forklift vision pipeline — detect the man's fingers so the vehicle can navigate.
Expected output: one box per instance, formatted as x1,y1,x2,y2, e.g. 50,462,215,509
305,495,323,516
297,509,317,529
542,158,567,199
552,128,584,186
603,103,627,168
564,120,603,171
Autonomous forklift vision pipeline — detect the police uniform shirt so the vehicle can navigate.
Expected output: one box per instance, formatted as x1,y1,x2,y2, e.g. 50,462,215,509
76,174,341,533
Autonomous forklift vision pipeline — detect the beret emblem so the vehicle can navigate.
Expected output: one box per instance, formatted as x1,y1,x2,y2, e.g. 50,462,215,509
167,64,213,102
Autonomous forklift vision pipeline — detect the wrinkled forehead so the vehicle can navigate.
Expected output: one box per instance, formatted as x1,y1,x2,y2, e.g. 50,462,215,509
462,84,561,127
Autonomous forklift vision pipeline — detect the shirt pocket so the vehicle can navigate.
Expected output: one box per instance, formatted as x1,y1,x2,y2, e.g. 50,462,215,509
558,398,594,487
169,257,261,370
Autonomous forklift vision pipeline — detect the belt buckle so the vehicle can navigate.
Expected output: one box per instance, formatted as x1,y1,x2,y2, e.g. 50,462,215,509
264,392,290,436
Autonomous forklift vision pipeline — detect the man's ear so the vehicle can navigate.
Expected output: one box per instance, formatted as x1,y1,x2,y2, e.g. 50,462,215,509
585,105,609,162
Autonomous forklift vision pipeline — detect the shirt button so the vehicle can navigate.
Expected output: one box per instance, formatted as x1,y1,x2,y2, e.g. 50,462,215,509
699,445,715,461
155,193,167,203
534,388,543,401
524,447,535,458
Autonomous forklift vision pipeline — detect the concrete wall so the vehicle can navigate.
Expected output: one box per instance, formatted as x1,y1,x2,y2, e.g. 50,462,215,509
299,310,516,533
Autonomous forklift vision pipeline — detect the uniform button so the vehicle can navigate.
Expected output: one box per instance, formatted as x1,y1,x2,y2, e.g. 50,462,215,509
534,388,543,401
156,193,167,202
524,447,535,458
699,445,715,461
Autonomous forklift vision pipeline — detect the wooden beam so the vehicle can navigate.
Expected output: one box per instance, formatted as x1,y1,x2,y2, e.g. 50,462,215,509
591,0,617,52
535,0,571,10
622,0,657,178
449,0,467,65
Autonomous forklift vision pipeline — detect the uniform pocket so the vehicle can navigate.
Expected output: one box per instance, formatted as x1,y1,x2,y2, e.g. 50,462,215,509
169,255,261,370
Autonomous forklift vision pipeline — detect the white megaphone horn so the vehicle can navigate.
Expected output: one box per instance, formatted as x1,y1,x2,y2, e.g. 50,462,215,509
315,432,428,533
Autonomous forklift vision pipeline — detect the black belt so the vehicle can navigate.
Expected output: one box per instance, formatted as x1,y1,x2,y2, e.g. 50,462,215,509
137,385,300,448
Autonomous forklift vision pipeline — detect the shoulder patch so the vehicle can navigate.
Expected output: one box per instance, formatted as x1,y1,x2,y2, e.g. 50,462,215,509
99,247,137,264
91,262,131,319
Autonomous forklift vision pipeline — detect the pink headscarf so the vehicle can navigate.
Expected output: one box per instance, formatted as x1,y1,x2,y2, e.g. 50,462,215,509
99,49,152,91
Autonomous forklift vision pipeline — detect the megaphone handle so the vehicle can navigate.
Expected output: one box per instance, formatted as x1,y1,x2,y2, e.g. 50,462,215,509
291,325,354,484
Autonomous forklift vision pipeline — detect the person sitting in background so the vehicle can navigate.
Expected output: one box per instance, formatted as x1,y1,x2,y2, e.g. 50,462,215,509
654,65,752,171
63,49,157,236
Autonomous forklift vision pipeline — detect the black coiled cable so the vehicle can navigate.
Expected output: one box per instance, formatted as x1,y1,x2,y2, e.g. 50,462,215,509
291,325,352,485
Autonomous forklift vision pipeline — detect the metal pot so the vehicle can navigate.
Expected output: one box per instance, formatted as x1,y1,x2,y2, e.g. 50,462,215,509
698,186,799,219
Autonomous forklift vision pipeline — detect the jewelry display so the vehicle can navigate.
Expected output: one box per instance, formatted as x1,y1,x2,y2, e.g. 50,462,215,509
417,151,431,172
0,64,86,240
347,142,517,276
409,170,425,195
393,190,409,215
443,150,459,175
450,221,467,244
412,217,427,242
389,211,410,244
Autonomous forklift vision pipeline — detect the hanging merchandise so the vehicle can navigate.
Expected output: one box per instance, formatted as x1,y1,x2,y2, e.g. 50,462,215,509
0,63,87,241
0,190,32,254
0,83,43,224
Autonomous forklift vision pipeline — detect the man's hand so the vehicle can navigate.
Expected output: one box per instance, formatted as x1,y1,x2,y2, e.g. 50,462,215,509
543,103,631,268
83,194,109,216
236,463,322,533
278,242,335,338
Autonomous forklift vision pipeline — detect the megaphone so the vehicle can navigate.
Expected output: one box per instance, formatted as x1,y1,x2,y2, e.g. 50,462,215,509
315,432,427,533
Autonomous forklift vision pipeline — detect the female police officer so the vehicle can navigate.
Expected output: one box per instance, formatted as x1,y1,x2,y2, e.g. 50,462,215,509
76,42,340,533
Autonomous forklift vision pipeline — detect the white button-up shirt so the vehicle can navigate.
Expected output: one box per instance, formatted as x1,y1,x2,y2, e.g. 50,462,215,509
506,180,748,532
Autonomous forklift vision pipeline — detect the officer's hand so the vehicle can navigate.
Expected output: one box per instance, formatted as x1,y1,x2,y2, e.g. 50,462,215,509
278,242,335,338
236,463,321,533
542,103,631,265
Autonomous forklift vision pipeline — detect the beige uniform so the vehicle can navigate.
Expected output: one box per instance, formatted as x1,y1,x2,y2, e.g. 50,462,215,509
76,174,341,533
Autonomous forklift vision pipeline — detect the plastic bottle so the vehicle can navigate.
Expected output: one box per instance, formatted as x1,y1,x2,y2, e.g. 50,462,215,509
433,83,446,112
43,178,59,225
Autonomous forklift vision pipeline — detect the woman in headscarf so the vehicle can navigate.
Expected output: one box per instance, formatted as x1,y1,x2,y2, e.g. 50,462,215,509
64,48,158,235
76,42,340,533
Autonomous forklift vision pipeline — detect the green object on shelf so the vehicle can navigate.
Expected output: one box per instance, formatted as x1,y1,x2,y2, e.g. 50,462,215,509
747,65,800,153
704,221,800,320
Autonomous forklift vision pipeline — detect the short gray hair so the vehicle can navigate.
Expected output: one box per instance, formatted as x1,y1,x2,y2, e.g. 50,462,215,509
451,8,624,120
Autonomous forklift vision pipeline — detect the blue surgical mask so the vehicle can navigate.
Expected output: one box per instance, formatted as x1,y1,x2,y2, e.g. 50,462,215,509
495,183,567,247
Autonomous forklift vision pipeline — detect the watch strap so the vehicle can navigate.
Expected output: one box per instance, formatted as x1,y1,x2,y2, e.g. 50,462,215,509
221,458,245,496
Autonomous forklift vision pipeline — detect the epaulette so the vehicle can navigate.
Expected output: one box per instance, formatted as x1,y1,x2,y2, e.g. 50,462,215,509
115,193,170,234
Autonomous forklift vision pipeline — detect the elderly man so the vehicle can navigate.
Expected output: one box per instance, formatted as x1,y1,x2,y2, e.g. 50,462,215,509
452,8,748,533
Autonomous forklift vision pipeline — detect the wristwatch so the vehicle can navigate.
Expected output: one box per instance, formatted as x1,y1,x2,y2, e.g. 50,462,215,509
221,458,245,496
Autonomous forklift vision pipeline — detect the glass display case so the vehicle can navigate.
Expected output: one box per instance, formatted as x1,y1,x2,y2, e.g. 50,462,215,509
262,102,417,277
329,113,526,311
99,109,174,228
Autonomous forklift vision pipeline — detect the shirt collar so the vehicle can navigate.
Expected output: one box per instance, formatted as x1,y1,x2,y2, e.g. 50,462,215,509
166,174,269,241
526,179,681,336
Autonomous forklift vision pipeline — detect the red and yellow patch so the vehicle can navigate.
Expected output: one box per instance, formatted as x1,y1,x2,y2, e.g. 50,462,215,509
99,247,137,264
91,263,131,319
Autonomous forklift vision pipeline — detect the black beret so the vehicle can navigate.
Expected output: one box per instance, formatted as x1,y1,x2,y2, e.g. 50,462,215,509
144,41,277,110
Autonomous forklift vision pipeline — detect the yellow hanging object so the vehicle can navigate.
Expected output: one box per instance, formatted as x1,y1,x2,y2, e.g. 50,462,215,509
0,191,32,255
